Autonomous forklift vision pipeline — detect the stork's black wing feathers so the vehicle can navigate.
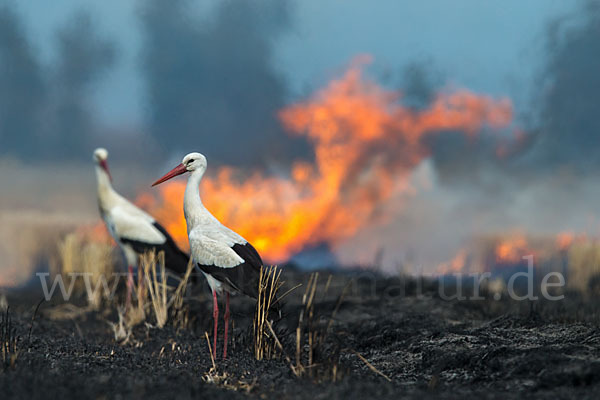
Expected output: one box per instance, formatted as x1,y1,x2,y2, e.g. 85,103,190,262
233,242,263,271
120,222,191,277
197,242,263,299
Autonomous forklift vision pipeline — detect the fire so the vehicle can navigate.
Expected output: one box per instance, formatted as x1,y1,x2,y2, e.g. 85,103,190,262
437,234,537,275
556,231,575,250
555,231,591,251
494,234,532,264
438,231,598,277
436,248,469,275
142,56,513,263
77,220,112,245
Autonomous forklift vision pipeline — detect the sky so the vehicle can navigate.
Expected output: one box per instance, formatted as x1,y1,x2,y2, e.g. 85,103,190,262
12,0,574,126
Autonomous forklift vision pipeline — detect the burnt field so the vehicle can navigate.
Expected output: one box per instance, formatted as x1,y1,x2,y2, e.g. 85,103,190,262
1,269,599,399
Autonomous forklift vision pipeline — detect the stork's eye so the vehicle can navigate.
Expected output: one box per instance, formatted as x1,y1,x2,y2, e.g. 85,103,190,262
187,159,195,165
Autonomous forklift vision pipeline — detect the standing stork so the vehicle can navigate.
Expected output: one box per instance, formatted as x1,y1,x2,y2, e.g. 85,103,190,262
93,148,191,308
152,152,263,359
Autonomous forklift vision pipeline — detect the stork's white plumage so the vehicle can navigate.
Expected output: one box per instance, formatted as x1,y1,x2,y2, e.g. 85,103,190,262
93,148,190,307
152,152,263,359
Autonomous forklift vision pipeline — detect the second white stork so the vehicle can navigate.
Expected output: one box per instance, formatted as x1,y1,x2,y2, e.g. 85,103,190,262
152,152,263,359
93,148,191,308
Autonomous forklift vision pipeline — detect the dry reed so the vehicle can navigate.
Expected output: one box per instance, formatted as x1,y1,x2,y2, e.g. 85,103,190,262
55,233,114,310
253,266,284,361
290,273,349,381
141,251,168,328
1,308,19,371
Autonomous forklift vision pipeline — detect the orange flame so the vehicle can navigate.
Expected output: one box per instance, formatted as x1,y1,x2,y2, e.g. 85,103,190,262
494,234,533,264
555,231,591,251
77,220,112,245
556,231,575,251
436,248,469,275
438,231,595,276
141,57,513,263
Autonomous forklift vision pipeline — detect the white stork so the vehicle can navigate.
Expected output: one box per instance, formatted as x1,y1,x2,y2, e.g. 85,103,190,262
152,152,263,359
93,148,191,308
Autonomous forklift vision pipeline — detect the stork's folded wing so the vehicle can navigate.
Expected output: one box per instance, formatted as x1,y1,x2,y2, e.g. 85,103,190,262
110,206,165,245
189,230,244,268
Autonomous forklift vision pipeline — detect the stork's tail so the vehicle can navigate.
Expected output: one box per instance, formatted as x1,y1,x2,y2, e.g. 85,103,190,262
164,249,200,284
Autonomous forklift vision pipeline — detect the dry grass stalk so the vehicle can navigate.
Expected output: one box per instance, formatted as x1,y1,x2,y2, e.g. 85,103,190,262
171,258,194,310
170,258,195,330
253,266,284,361
81,241,114,310
201,369,256,394
290,273,348,381
0,210,82,287
141,251,168,328
265,320,300,376
43,303,88,321
53,233,196,335
323,281,350,343
205,331,216,371
351,350,392,382
56,233,80,279
1,307,19,371
567,241,600,294
124,261,147,328
203,329,256,393
109,307,131,342
294,272,319,376
56,233,114,310
114,252,194,334
122,252,159,329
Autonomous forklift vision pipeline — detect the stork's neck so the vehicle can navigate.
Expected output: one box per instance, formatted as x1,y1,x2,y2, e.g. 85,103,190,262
95,165,115,205
184,168,207,230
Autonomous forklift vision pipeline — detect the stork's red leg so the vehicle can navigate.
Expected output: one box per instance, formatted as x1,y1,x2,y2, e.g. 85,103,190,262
212,290,218,360
223,292,230,359
125,265,134,310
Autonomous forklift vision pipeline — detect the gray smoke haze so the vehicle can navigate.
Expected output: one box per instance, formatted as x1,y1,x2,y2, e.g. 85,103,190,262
140,0,311,168
427,0,600,187
399,60,441,110
526,0,600,174
336,1,600,271
0,3,116,161
1,0,599,272
49,11,116,159
0,3,45,157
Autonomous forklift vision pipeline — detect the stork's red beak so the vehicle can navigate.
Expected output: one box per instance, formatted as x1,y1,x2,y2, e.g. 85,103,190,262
100,159,112,182
152,163,187,187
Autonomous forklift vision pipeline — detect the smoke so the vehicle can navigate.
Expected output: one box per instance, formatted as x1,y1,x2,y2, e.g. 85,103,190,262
2,0,599,272
526,0,600,174
140,0,311,167
142,58,512,263
427,1,600,185
0,4,116,161
46,11,117,160
0,3,45,157
337,2,600,271
399,60,442,110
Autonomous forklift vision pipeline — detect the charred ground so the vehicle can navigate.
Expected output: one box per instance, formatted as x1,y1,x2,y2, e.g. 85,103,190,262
1,270,599,399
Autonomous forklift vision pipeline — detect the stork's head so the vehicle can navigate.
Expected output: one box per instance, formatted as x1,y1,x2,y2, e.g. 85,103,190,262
93,148,112,181
152,152,207,186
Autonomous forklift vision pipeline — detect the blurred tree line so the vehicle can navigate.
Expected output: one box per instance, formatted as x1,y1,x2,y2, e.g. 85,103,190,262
0,5,115,161
0,0,307,166
4,0,596,167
